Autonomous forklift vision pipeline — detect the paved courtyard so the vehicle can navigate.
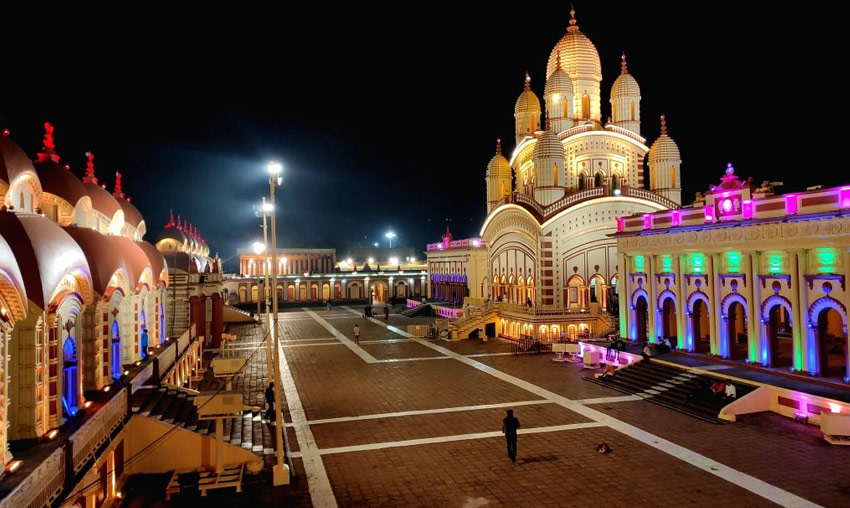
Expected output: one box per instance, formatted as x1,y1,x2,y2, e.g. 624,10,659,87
257,308,848,507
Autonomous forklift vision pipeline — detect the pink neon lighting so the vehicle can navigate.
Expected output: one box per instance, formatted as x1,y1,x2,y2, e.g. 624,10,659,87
785,194,798,214
671,210,681,226
840,187,850,209
704,205,715,223
616,217,625,232
828,402,842,413
643,214,652,229
742,199,753,219
722,198,733,212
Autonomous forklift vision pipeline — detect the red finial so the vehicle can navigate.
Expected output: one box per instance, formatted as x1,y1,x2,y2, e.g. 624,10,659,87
82,152,98,184
113,171,125,198
177,214,182,230
166,209,175,228
1,128,8,137
568,4,579,32
496,138,502,155
36,122,61,163
524,72,531,91
621,52,628,75
660,114,667,135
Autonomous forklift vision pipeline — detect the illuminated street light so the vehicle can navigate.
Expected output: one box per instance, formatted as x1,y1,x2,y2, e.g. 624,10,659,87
385,231,396,248
253,241,265,254
262,201,274,213
389,257,399,265
373,242,379,247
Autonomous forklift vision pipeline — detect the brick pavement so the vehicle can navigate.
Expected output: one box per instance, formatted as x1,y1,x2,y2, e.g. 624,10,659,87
252,309,845,507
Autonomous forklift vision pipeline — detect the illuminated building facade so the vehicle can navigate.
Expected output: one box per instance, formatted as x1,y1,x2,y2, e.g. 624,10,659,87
480,8,680,340
615,165,850,381
0,124,167,472
228,247,426,304
425,227,488,304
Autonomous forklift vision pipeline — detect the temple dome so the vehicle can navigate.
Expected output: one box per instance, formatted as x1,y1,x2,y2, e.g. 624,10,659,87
533,130,564,160
611,71,640,98
545,16,601,83
84,182,121,218
64,226,130,296
515,88,541,115
0,132,36,187
116,196,143,228
35,158,87,208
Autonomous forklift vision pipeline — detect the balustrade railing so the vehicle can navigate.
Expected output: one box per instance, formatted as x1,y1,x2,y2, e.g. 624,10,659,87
70,387,128,474
0,447,65,508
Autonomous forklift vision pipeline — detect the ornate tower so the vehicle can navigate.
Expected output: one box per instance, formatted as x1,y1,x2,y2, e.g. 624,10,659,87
648,115,682,205
514,73,541,144
546,7,602,122
532,124,566,205
610,53,641,135
486,139,513,213
544,53,574,134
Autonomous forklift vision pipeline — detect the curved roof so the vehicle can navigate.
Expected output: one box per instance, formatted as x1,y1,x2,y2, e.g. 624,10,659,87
544,67,574,98
546,14,602,84
515,89,541,115
0,132,37,186
487,141,512,177
35,159,88,207
649,134,680,162
108,235,152,290
611,72,640,99
0,210,91,309
533,130,564,160
155,226,188,246
136,241,168,286
161,251,203,273
64,226,129,296
116,196,143,227
84,181,121,218
0,232,28,321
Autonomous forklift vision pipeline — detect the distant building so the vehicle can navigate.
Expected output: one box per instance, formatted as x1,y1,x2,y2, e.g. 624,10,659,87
425,227,488,304
615,165,850,381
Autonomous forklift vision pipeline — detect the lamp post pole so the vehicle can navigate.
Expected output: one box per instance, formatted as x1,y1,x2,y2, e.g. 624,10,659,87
260,198,273,376
268,163,289,485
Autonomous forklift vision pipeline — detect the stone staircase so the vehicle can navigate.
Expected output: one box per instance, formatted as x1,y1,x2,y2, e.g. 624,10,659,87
131,386,273,464
585,360,755,423
447,303,496,339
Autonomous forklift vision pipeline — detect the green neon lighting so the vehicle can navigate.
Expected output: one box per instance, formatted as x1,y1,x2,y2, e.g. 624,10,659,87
634,255,645,273
767,253,784,274
726,251,742,273
689,253,705,274
661,254,673,273
816,248,837,274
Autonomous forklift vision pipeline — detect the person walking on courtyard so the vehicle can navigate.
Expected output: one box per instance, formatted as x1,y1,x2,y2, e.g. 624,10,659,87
502,409,520,462
326,300,331,312
265,382,275,420
353,324,361,344
384,304,389,320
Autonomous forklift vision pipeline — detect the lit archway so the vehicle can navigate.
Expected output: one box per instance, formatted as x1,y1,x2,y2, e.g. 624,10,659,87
721,293,748,360
761,294,793,368
686,291,711,353
657,290,677,348
62,337,78,417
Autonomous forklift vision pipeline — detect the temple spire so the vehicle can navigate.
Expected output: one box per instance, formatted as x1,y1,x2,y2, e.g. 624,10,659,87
166,210,175,228
496,138,502,155
113,171,125,198
660,114,667,135
568,4,579,32
82,152,97,184
524,72,531,91
177,214,182,230
37,122,61,164
621,52,628,74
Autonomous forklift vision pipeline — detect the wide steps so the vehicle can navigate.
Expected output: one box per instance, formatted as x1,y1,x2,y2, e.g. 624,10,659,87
586,360,755,424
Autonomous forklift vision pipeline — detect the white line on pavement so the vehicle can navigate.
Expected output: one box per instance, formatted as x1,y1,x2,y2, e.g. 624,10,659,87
287,422,606,458
465,352,515,358
575,395,642,405
377,356,451,363
281,342,344,348
340,306,822,508
277,331,337,507
303,308,378,363
300,399,552,426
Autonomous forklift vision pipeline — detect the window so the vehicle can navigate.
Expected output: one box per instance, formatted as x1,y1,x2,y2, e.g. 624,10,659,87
630,102,635,121
582,93,590,119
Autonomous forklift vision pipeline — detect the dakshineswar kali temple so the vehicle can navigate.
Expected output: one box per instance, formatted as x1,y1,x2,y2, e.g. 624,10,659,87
0,122,248,507
458,7,683,341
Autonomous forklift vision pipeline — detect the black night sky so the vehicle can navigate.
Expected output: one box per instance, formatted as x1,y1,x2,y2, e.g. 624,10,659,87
1,5,835,270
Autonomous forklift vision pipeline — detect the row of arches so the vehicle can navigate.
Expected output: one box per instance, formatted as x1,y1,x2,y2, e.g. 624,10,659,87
630,289,849,380
499,319,590,341
492,274,535,304
236,280,417,305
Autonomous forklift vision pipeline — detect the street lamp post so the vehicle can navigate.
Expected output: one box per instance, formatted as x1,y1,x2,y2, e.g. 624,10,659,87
267,162,289,485
253,241,264,319
385,231,396,248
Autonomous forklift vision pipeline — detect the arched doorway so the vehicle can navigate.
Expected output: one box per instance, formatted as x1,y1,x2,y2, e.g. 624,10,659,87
62,337,78,417
310,283,319,300
238,286,247,302
661,296,677,348
635,295,648,342
111,321,122,380
251,285,259,302
727,302,748,360
689,296,711,353
299,285,307,300
287,284,296,301
322,283,330,300
817,308,847,378
371,283,386,303
766,303,793,368
594,172,604,188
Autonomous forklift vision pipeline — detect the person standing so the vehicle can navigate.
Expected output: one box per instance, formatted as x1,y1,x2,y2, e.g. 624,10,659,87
384,304,389,320
265,382,275,420
140,328,149,359
353,324,360,344
326,300,331,312
502,409,520,462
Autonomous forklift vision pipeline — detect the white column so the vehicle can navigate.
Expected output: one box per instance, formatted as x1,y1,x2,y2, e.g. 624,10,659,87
788,250,803,372
796,250,811,373
648,254,657,343
618,252,628,338
744,251,757,363
708,253,720,356
750,251,764,365
676,254,686,350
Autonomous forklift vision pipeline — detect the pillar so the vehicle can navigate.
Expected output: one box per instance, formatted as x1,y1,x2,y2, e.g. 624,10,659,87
842,248,850,381
618,252,628,338
795,250,811,373
648,254,657,343
676,254,686,350
750,251,764,365
788,250,803,372
745,251,758,363
708,253,719,355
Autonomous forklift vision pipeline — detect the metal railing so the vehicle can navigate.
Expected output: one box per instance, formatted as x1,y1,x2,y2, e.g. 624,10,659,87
70,387,128,474
0,447,65,508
